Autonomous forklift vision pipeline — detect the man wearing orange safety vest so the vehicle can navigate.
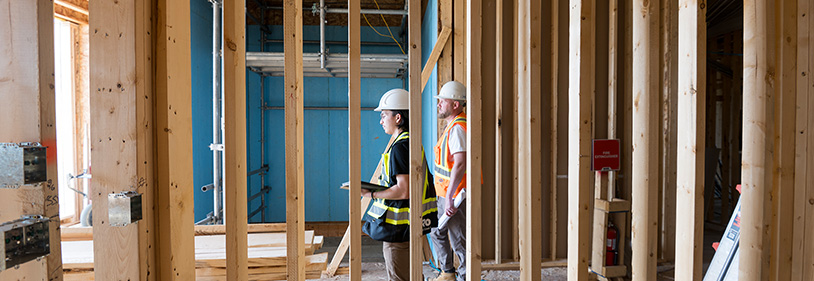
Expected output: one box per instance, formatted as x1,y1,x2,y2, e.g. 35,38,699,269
428,81,468,281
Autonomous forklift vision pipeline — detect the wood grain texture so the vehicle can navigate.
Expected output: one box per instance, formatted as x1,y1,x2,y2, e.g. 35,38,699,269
154,0,196,279
517,0,543,279
89,0,140,279
741,0,775,279
793,1,811,279
135,0,156,279
566,0,594,280
408,0,423,278
348,0,362,279
224,0,249,279
674,0,705,279
466,0,486,277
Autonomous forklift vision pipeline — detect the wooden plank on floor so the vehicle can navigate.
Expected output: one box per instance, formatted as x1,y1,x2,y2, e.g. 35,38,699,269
518,0,543,279
674,0,705,279
567,0,594,280
631,0,659,279
466,0,485,277
88,0,140,279
741,0,775,279
224,0,248,278
284,0,305,279
348,0,362,279
154,0,196,279
408,0,423,278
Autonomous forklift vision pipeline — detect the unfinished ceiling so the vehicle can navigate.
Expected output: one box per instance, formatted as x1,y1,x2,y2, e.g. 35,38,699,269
247,0,408,27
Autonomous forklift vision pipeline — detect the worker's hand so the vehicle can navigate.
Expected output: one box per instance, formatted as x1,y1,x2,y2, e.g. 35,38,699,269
445,200,458,216
361,189,372,198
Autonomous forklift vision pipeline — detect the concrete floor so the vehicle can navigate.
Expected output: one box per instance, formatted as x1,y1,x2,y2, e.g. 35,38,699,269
310,211,728,281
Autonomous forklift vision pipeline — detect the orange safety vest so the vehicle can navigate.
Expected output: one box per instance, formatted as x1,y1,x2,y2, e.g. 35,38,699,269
433,113,467,198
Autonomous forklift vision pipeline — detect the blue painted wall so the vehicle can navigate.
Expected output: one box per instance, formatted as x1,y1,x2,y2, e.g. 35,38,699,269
191,0,441,223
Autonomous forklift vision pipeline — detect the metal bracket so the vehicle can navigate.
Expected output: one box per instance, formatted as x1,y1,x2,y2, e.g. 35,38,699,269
108,191,143,227
209,143,224,151
0,142,47,189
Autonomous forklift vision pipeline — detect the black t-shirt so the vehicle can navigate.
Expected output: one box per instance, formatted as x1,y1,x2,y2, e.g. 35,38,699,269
386,137,410,187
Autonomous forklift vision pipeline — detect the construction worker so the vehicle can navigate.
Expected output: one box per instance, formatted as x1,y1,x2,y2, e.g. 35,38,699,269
429,81,468,281
361,88,438,281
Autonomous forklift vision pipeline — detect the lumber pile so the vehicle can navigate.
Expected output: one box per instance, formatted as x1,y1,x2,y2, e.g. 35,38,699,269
62,230,326,280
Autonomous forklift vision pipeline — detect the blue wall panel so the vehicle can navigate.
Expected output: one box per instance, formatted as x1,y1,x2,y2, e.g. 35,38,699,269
191,1,441,223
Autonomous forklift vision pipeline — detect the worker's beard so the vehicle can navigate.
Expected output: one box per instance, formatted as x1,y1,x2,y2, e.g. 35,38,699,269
438,110,450,119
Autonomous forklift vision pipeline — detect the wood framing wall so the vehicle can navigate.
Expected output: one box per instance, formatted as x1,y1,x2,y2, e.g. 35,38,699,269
0,1,61,280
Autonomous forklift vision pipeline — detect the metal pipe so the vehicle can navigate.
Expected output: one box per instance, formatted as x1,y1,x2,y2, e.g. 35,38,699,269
219,0,227,224
319,0,326,69
261,106,377,111
263,39,400,46
210,0,222,223
326,8,407,15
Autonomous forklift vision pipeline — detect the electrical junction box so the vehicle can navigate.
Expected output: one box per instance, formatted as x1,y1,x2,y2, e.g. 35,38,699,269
0,142,47,188
0,216,50,271
108,191,143,227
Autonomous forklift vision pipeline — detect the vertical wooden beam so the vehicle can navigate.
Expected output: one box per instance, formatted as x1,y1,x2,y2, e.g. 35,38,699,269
0,1,56,279
283,0,305,279
494,0,505,262
347,0,362,279
659,0,678,262
408,0,423,279
154,0,195,279
466,0,486,276
548,0,560,262
674,0,706,279
741,0,776,279
631,0,659,280
567,0,594,279
453,0,467,84
438,0,453,138
494,0,516,263
224,0,248,279
135,0,157,279
793,1,811,279
38,0,63,279
89,0,140,279
517,0,543,278
770,0,796,279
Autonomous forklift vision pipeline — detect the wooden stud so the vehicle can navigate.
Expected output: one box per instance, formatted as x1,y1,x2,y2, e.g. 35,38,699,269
135,0,157,279
631,0,659,279
348,0,362,279
548,0,560,262
517,0,543,279
741,0,775,279
453,0,467,85
495,0,516,263
659,0,678,262
422,26,452,90
224,0,249,279
408,0,423,278
438,0,453,138
466,0,486,277
674,0,706,279
0,1,55,279
283,0,305,279
154,0,196,279
89,0,141,278
567,0,594,280
793,1,811,279
770,0,796,279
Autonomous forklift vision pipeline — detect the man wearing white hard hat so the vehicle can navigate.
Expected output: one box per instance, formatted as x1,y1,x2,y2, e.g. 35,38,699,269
429,81,468,281
360,88,438,281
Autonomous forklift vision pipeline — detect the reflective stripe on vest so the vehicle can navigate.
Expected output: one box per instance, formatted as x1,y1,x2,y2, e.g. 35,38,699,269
367,131,438,225
434,113,467,198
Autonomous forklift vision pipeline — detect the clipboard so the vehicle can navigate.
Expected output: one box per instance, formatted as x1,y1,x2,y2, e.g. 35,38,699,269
340,181,389,192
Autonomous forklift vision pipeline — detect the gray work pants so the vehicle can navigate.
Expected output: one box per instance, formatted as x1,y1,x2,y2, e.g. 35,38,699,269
430,198,466,281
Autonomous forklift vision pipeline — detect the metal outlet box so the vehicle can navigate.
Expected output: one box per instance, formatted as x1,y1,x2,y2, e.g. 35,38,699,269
0,143,47,188
108,191,143,227
0,216,50,271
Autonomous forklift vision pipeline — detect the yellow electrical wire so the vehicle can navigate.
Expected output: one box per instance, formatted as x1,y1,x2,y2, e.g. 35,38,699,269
361,0,405,54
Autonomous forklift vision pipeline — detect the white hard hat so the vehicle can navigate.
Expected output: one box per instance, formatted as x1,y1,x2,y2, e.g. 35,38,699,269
374,88,409,111
434,81,467,101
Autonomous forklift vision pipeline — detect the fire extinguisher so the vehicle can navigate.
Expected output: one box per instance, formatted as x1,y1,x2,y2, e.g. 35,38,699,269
606,220,619,266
